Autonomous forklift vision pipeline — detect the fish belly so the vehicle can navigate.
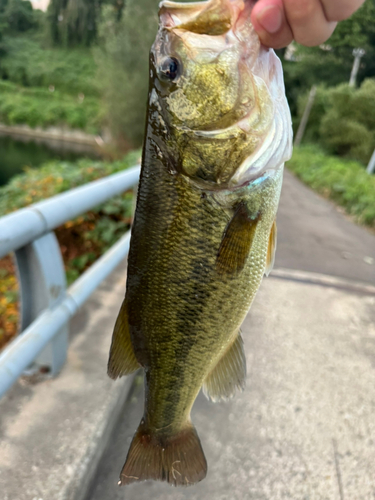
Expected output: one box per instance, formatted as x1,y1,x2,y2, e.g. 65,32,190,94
126,151,282,429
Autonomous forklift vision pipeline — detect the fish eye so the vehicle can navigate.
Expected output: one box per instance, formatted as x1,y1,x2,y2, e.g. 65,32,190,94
159,57,180,82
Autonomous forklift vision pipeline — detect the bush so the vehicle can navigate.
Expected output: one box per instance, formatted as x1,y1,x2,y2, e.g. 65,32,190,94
0,80,101,132
96,0,159,148
0,150,140,216
287,145,375,228
0,35,99,96
0,150,140,348
296,79,375,165
320,113,373,165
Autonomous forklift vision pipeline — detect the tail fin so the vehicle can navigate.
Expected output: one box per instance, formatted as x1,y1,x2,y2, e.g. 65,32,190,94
120,420,207,487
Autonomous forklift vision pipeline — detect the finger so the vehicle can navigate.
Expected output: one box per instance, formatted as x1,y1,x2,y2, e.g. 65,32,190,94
321,0,366,22
251,0,294,49
283,0,337,47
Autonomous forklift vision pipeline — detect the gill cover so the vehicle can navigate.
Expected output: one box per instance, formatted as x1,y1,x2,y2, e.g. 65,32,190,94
154,0,293,188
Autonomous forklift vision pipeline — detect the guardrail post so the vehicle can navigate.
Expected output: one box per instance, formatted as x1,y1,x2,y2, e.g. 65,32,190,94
14,232,68,376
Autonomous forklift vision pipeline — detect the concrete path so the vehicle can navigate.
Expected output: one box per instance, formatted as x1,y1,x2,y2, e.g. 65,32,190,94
0,260,133,500
276,170,375,285
86,171,375,500
87,276,375,500
1,169,375,500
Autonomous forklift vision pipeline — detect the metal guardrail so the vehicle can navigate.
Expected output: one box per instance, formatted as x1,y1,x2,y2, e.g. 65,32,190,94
0,166,140,398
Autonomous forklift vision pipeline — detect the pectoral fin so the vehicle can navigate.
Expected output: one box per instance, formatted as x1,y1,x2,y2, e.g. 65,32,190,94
108,300,140,379
216,203,261,276
265,220,277,277
202,332,246,403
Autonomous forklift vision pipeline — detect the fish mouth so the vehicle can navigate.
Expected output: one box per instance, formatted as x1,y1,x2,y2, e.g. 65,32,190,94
157,0,293,187
159,0,246,35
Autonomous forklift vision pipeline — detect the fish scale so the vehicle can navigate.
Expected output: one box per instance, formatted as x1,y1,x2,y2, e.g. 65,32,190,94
107,0,292,487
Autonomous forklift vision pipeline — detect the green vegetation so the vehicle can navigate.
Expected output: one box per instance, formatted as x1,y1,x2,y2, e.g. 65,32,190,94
0,34,101,132
0,150,140,282
46,0,126,48
0,79,101,132
0,0,102,133
295,79,375,165
47,0,104,47
0,35,99,95
0,149,140,348
0,0,38,38
282,0,375,166
287,145,375,228
96,0,159,147
282,0,375,115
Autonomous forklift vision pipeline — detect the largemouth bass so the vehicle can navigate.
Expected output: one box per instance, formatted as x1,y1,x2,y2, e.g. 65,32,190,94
108,0,292,487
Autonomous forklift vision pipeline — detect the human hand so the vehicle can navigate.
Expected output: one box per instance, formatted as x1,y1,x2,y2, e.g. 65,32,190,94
250,0,366,48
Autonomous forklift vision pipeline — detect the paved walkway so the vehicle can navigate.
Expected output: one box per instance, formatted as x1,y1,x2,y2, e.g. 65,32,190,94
1,170,374,500
87,276,375,500
87,171,375,500
276,170,375,285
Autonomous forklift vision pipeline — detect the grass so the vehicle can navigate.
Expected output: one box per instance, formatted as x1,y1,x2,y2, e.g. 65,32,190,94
0,80,101,134
0,35,102,133
0,35,100,97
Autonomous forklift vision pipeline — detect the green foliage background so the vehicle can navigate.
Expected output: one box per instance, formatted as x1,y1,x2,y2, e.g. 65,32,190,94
47,0,103,47
0,150,140,282
282,0,375,114
295,79,375,164
0,35,99,95
0,79,101,132
96,0,159,147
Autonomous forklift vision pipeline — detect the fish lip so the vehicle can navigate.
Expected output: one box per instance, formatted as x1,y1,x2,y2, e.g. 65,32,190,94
159,0,243,32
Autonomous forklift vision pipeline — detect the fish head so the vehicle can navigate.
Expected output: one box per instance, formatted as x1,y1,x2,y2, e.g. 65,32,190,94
149,0,292,188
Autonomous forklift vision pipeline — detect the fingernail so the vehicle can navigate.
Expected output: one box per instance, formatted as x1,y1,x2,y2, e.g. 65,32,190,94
256,5,282,34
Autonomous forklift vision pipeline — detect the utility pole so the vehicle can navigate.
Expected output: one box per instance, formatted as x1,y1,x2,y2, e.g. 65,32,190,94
349,48,365,87
367,149,375,174
294,85,317,147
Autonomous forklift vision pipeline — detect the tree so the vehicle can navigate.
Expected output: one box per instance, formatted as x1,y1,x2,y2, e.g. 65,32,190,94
282,0,375,114
47,0,104,47
96,0,196,148
96,0,159,147
0,0,36,35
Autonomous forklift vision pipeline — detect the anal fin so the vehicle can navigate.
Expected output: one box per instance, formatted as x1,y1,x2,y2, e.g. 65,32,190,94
265,219,277,277
108,299,140,379
202,332,246,403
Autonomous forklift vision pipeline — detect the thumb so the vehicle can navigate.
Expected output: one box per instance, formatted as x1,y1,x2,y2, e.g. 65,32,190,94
250,0,293,49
